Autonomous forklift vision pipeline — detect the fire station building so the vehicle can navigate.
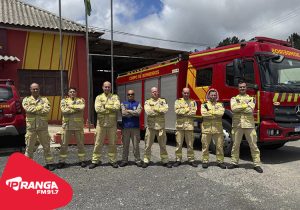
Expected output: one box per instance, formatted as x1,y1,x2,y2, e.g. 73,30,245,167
0,0,186,124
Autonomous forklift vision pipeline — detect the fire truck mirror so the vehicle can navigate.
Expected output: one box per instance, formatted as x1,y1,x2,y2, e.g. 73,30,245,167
272,54,284,63
247,83,259,90
233,59,243,85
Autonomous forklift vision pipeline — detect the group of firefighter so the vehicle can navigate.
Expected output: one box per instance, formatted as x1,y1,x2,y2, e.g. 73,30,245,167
22,80,263,173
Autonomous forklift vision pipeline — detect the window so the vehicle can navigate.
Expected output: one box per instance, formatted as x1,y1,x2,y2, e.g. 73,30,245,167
243,61,255,84
226,62,234,86
196,67,212,86
18,70,68,97
226,60,255,86
0,87,13,101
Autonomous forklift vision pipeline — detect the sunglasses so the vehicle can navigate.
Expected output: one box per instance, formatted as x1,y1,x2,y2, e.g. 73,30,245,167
128,93,134,96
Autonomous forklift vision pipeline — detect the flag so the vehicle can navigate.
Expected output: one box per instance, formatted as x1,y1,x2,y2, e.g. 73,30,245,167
84,0,92,16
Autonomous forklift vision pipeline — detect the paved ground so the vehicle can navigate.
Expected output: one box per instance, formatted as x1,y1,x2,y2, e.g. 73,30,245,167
0,126,299,209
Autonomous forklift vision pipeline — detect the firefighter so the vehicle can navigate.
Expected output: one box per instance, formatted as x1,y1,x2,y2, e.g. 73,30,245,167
57,87,86,169
142,87,172,168
201,89,226,169
22,83,55,171
89,81,121,169
119,89,142,167
173,88,198,167
228,80,263,173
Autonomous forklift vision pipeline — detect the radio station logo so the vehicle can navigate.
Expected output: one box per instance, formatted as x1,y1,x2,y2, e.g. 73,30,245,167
6,176,59,195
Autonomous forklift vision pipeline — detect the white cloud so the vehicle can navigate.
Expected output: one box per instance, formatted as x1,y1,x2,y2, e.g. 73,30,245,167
22,0,300,51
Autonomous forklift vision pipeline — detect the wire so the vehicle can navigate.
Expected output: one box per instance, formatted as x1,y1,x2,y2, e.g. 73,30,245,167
90,26,212,47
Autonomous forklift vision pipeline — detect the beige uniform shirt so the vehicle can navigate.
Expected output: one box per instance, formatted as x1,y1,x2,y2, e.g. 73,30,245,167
95,93,120,127
61,97,85,130
22,96,50,130
144,98,168,130
174,98,197,130
201,101,224,134
230,94,255,128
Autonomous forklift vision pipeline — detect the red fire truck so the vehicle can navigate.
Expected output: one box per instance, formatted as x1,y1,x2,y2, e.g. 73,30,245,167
116,37,300,155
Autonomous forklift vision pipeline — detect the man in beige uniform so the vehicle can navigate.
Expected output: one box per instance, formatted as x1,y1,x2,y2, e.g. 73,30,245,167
228,80,263,173
22,83,55,171
57,87,86,169
173,88,198,167
142,87,172,168
201,89,226,169
89,81,120,169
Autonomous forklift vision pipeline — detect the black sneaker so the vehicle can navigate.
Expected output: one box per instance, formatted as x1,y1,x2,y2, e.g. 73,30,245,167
254,166,263,173
142,162,149,168
89,163,99,169
80,161,87,168
173,161,181,167
189,162,198,167
45,164,56,171
119,161,128,167
227,164,239,169
136,161,143,167
163,162,172,168
110,162,119,168
202,162,209,169
57,162,66,169
217,162,227,169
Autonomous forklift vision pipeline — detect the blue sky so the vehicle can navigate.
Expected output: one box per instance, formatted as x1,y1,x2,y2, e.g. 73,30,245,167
131,0,163,21
23,0,300,51
116,0,163,24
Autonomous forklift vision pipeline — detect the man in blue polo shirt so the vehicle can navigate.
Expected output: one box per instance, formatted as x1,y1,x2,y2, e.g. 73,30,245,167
119,89,142,167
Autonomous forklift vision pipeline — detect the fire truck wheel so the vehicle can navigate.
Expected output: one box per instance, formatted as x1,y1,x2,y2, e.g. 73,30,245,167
210,120,232,157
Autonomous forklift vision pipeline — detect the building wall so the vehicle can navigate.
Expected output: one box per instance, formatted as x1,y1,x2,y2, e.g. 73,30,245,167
0,28,88,123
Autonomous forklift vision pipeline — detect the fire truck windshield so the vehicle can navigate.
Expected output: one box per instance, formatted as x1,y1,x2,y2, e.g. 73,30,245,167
259,57,300,92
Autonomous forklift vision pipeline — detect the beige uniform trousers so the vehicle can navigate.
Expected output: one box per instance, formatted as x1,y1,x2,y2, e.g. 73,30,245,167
201,133,224,163
25,130,54,164
59,129,86,162
122,128,141,162
92,126,117,164
175,130,195,162
231,128,261,166
143,128,169,164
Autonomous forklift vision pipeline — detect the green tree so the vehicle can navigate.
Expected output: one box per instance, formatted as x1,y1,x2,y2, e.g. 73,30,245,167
287,33,300,50
217,36,245,47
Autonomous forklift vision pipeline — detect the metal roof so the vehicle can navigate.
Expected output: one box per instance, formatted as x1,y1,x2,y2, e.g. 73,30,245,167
89,38,189,74
0,0,101,34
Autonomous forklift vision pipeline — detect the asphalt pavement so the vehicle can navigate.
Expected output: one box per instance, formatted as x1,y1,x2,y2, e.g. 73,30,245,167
0,127,299,209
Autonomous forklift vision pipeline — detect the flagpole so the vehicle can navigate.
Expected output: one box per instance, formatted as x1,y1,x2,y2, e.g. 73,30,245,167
110,0,114,93
59,0,64,98
85,0,91,131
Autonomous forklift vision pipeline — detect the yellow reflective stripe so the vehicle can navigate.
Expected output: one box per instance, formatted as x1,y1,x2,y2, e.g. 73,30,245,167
74,118,82,121
295,94,299,102
273,93,279,102
280,93,286,102
287,93,293,102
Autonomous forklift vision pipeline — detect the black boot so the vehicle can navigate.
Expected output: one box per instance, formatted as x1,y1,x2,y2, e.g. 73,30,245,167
119,161,128,167
217,162,227,169
80,161,87,168
202,162,209,169
89,163,99,169
57,162,66,169
189,162,198,167
45,164,56,171
163,162,172,168
173,161,181,167
227,164,239,169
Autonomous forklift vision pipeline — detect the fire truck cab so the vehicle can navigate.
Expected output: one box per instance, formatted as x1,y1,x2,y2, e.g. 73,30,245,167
117,37,300,155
